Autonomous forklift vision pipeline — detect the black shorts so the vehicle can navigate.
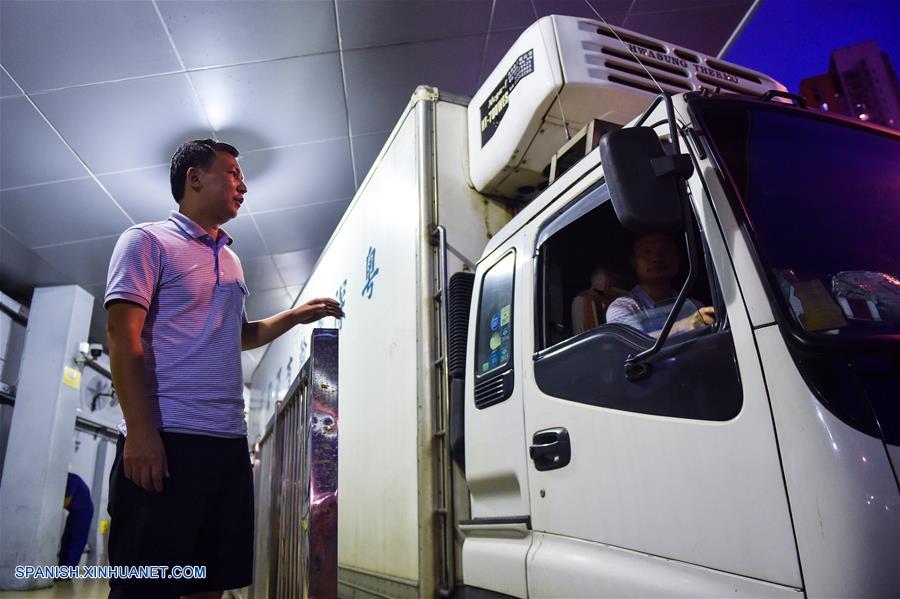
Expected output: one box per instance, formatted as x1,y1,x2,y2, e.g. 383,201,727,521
107,432,254,598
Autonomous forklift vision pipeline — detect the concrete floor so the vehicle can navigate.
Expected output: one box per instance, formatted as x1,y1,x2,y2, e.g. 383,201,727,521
0,582,247,598
0,579,108,599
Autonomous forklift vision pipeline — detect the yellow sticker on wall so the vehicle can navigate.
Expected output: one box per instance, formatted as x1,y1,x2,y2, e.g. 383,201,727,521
98,519,110,535
62,366,82,390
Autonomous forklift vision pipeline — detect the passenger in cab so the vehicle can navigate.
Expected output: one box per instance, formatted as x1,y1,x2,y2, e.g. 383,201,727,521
606,232,715,336
571,265,625,334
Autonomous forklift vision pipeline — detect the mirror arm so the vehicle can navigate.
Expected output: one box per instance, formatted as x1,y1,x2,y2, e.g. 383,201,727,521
612,94,702,382
665,93,681,154
650,154,694,179
625,182,700,382
633,94,665,128
625,94,700,382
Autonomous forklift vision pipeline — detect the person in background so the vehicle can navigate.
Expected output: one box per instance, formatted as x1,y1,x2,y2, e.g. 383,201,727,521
58,472,93,569
571,265,626,334
606,232,715,336
105,139,343,599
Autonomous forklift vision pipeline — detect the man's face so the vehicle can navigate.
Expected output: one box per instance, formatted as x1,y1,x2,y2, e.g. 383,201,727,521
194,151,247,223
632,233,679,285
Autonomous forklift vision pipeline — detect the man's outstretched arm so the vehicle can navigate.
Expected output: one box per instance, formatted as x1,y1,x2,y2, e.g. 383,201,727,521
241,297,344,351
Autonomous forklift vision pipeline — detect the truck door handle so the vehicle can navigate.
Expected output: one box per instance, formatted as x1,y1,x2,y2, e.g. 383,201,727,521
529,427,571,471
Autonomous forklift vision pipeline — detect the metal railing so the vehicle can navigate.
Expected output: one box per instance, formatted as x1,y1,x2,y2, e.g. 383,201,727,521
250,328,339,599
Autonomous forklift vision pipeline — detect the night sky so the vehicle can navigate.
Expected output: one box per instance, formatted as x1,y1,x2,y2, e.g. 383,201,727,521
725,0,900,92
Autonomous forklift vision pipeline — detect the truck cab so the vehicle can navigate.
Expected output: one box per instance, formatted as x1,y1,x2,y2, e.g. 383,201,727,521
462,91,900,597
247,14,899,598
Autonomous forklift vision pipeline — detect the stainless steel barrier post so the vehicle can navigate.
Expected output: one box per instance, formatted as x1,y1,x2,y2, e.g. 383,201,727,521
268,399,284,597
250,328,338,599
305,328,339,598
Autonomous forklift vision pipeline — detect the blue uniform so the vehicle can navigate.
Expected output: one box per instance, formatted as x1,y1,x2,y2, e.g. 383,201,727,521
59,473,93,568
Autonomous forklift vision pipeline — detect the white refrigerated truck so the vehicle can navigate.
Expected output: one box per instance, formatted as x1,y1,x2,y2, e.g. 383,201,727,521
250,15,900,598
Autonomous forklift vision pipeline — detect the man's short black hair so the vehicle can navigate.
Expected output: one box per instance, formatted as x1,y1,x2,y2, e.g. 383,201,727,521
630,231,678,255
170,139,240,203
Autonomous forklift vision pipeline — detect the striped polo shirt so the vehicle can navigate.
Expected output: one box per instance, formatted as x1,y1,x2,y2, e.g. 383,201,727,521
105,210,249,438
605,285,702,335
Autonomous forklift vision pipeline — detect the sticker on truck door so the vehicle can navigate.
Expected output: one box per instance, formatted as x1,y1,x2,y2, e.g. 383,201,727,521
483,303,512,373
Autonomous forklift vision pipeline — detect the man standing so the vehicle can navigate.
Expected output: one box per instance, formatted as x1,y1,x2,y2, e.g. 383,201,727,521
105,139,342,598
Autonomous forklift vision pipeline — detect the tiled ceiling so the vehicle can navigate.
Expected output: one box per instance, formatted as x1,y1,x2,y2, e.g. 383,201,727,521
0,0,753,378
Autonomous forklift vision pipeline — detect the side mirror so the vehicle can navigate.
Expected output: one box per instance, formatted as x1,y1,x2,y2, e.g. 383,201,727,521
598,127,693,233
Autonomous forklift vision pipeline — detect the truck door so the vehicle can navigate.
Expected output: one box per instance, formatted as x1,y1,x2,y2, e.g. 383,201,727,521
521,180,802,596
462,239,533,598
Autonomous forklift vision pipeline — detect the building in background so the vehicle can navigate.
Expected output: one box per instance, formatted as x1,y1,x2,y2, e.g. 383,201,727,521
800,73,842,113
800,40,900,130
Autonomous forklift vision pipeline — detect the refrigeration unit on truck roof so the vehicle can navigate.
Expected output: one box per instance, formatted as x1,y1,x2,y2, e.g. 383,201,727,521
468,14,787,201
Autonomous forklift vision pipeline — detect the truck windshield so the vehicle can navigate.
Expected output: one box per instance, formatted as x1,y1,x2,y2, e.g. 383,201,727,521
690,96,900,342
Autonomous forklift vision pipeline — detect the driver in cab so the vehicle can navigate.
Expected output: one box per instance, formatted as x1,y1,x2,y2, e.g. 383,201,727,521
606,232,715,336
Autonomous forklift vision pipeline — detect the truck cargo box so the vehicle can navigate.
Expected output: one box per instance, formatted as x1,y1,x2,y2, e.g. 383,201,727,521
249,88,510,598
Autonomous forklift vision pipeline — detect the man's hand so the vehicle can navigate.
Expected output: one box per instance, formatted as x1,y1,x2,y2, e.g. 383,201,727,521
293,297,344,324
123,428,169,492
695,306,716,327
684,306,716,330
242,298,345,350
666,306,716,336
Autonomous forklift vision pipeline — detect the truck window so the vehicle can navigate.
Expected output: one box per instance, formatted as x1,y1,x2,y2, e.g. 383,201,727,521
536,184,631,348
473,251,515,409
533,182,742,421
536,184,718,349
691,95,900,342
